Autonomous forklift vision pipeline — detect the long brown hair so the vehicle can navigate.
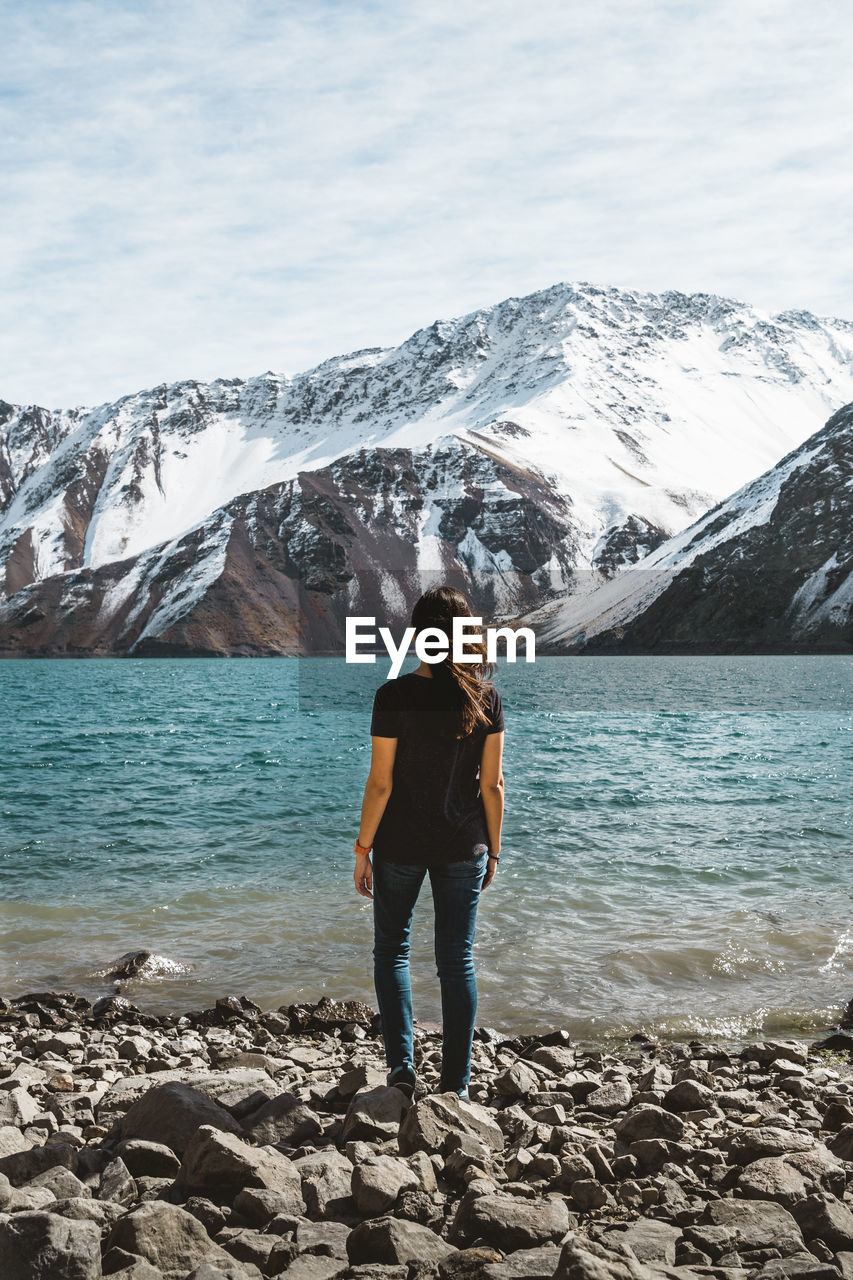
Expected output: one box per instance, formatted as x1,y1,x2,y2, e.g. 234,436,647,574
410,585,496,737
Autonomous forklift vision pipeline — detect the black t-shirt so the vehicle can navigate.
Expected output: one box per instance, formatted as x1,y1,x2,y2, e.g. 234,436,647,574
369,671,505,866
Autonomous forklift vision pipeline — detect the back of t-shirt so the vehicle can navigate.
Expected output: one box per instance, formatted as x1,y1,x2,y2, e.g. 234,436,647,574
369,671,504,866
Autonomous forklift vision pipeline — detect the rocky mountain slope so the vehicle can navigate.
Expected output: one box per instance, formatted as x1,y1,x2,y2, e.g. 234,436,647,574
2,281,853,655
523,404,853,654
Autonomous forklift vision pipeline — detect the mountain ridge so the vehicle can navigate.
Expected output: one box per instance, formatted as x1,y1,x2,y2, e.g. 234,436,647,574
2,279,853,655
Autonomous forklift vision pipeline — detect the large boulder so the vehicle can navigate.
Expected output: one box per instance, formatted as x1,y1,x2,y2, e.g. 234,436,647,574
341,1086,410,1144
243,1093,322,1146
351,1155,420,1215
583,1079,632,1115
398,1094,504,1156
0,1210,102,1280
704,1198,804,1254
726,1127,814,1165
614,1106,684,1144
115,1082,242,1154
293,1149,354,1218
347,1216,457,1265
792,1194,853,1251
614,1220,681,1266
0,1141,78,1187
175,1125,305,1211
107,1201,235,1272
451,1189,571,1251
738,1156,809,1206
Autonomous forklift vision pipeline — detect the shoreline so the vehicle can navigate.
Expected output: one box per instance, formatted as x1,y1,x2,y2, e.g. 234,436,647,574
1,991,853,1280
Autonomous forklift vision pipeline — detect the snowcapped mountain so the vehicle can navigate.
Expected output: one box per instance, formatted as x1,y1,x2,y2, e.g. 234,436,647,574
522,402,853,653
1,280,853,655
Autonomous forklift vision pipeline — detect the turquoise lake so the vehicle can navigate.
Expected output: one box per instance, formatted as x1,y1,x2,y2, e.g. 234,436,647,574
1,656,851,1045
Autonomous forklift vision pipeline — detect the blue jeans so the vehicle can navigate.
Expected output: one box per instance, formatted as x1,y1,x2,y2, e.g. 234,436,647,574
372,848,488,1095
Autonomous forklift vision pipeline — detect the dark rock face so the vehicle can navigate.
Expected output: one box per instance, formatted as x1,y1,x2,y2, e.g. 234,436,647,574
569,404,853,653
0,440,576,656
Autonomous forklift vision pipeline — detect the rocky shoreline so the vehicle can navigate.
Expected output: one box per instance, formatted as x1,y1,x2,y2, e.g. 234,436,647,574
1,991,853,1280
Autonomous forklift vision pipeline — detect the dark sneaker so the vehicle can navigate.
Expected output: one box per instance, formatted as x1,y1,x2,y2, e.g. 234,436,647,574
387,1065,417,1099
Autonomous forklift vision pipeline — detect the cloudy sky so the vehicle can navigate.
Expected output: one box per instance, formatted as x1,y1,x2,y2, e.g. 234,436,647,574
2,0,852,407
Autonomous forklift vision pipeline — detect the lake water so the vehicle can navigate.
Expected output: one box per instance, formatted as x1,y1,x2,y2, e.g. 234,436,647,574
1,656,851,1046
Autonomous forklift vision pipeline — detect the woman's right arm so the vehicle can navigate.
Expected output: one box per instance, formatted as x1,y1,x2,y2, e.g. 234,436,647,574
479,731,504,889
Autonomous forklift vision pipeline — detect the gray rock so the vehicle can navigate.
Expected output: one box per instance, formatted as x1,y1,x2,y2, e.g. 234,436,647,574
26,1165,89,1201
398,1094,504,1156
115,1081,242,1154
347,1215,457,1265
738,1156,808,1206
616,1220,681,1265
792,1194,853,1251
451,1188,571,1250
344,1268,406,1280
295,1219,352,1259
0,1087,39,1128
528,1046,576,1075
662,1079,717,1112
555,1154,597,1188
115,1139,182,1178
107,1200,234,1273
0,1171,10,1211
494,1062,540,1098
99,1156,137,1206
352,1154,420,1214
553,1235,656,1280
755,1257,844,1280
828,1123,853,1161
232,1185,303,1225
727,1126,814,1164
836,1254,853,1280
0,1210,102,1280
221,1226,275,1269
243,1092,322,1146
786,1144,846,1194
482,1243,563,1280
584,1079,632,1115
614,1105,685,1144
48,1197,124,1227
108,1259,165,1280
293,1149,354,1218
0,1139,78,1186
176,1125,305,1209
405,1149,438,1193
273,1257,348,1280
0,1124,31,1157
705,1198,804,1254
341,1086,410,1144
338,1063,387,1099
185,1264,264,1280
570,1179,610,1212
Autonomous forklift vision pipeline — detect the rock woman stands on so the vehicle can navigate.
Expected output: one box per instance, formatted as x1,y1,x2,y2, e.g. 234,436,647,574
353,584,505,1100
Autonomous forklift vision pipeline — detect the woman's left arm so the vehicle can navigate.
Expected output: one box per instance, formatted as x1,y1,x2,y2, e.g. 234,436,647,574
354,735,397,899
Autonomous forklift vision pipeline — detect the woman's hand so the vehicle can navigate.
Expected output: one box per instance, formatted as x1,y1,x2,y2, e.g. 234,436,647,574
482,852,499,889
354,851,374,899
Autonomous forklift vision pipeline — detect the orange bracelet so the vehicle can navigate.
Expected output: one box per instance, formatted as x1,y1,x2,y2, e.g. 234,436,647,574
354,838,372,855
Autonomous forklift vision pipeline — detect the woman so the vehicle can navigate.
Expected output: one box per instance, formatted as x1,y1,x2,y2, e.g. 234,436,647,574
353,584,505,1101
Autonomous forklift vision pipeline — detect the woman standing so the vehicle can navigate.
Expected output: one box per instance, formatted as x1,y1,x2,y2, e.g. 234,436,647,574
353,585,505,1100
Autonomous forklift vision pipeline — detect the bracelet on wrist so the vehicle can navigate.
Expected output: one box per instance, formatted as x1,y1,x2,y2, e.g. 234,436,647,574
354,838,372,855
488,853,500,861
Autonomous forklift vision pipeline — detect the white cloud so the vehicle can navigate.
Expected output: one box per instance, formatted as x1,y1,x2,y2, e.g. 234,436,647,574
1,0,852,407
